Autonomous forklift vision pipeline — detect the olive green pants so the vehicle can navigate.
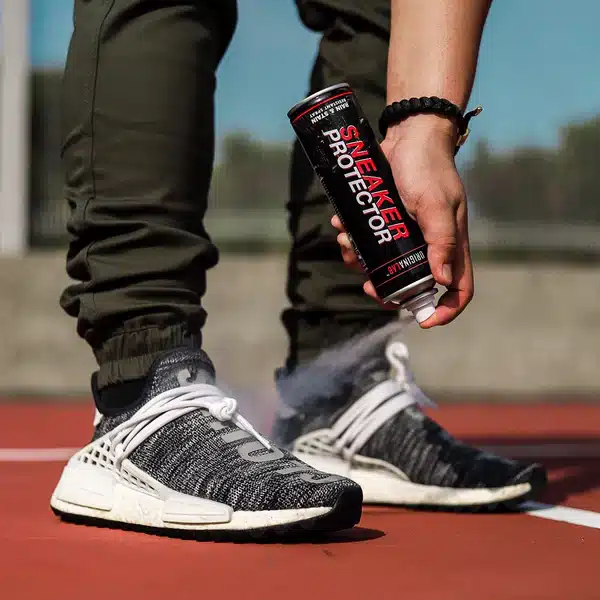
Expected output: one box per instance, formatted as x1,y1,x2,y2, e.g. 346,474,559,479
60,0,396,388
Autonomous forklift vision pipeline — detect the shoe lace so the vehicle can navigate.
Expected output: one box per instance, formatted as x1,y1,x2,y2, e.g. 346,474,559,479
386,340,437,410
322,340,436,459
102,383,271,470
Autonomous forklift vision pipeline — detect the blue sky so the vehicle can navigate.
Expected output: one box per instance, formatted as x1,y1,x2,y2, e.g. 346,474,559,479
30,0,600,160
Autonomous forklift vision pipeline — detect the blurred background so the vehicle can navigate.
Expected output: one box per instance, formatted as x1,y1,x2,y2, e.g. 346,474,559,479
1,0,599,412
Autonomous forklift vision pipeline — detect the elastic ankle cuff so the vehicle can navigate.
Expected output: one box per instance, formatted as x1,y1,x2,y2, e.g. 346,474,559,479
282,310,398,372
93,324,202,389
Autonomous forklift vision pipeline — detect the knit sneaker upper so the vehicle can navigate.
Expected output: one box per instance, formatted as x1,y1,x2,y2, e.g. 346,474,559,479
92,348,361,512
275,336,544,491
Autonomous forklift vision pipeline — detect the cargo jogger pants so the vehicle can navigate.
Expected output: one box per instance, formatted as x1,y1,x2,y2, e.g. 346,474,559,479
60,0,397,390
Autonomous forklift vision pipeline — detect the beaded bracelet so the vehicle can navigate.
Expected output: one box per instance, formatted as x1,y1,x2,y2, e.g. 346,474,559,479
378,96,483,154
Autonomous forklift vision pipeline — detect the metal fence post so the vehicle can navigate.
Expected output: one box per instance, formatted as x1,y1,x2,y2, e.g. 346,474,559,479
0,0,30,255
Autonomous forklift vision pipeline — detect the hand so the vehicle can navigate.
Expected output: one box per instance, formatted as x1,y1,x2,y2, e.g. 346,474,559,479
333,115,474,328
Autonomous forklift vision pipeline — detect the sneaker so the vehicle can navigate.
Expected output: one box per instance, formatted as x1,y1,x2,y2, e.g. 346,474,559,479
50,348,363,537
273,337,547,510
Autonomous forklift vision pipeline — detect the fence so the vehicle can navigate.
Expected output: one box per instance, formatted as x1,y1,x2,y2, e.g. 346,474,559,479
12,68,600,260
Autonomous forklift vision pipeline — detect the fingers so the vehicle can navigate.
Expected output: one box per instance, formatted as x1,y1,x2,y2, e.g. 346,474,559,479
331,203,474,327
331,214,344,232
335,232,361,271
332,214,396,308
416,197,457,288
363,281,400,311
419,204,474,328
332,215,363,271
339,238,361,269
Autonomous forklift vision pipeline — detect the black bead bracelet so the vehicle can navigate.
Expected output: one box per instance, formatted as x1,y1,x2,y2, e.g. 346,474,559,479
378,96,483,154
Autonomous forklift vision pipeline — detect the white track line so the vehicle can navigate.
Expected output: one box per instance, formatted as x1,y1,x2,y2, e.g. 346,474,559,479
0,448,77,462
522,501,600,530
1,446,600,532
0,442,595,461
482,443,600,459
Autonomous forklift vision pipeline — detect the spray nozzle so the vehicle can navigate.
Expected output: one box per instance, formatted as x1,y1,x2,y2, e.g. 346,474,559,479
401,288,438,324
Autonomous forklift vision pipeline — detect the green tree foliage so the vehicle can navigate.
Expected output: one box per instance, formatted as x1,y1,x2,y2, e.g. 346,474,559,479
29,69,600,250
208,132,291,210
30,70,64,245
555,115,600,223
463,116,600,224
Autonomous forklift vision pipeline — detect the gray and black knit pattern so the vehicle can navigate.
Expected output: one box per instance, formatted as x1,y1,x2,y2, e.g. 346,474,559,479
359,405,533,489
93,348,360,512
274,352,542,490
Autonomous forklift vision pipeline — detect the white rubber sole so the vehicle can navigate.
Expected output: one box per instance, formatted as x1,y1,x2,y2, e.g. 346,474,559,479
294,451,532,507
50,458,331,532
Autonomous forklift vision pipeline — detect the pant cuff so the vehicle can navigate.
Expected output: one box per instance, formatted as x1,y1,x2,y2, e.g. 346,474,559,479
93,323,202,388
281,309,399,372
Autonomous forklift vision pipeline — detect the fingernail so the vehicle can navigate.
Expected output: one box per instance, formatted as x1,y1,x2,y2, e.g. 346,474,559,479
442,263,452,282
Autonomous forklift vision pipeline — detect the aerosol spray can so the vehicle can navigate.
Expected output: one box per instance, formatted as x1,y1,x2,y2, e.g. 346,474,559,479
287,83,437,323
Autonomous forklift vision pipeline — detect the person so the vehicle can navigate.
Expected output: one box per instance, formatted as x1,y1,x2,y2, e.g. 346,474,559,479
50,0,546,537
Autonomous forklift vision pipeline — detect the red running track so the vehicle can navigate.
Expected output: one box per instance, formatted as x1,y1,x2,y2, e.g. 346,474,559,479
1,402,599,600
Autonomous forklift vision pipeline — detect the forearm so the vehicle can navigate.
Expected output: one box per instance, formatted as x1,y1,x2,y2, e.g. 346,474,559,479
387,0,492,110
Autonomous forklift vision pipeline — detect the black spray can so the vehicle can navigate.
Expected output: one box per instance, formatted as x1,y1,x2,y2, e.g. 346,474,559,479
288,83,437,323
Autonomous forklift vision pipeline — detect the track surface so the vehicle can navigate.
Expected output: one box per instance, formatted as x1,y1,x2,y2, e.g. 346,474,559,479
1,402,599,600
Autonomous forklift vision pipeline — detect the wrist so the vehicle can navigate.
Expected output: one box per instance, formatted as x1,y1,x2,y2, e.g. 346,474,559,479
384,114,459,151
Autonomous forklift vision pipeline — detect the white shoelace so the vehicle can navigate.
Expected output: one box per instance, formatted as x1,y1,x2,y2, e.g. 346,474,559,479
312,341,436,459
385,341,437,410
101,383,271,469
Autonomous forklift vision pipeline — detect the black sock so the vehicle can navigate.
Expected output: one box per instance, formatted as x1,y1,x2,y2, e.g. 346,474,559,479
92,371,147,416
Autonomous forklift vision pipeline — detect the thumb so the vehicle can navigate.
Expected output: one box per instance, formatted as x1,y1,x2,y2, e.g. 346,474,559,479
417,201,457,287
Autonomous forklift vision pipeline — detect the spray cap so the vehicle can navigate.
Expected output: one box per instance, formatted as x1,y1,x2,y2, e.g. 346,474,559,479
401,289,437,324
